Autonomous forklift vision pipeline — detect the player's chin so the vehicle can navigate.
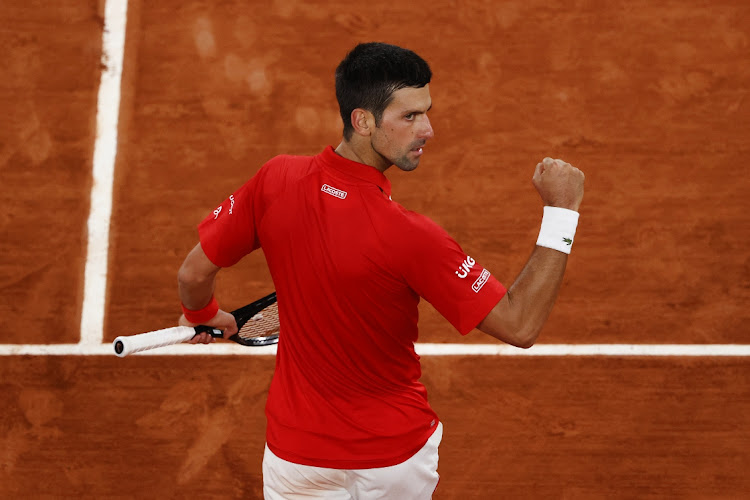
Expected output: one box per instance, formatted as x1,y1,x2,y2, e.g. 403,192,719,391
394,155,421,172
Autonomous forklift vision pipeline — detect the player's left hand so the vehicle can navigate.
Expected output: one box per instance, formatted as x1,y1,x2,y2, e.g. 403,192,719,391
179,309,239,343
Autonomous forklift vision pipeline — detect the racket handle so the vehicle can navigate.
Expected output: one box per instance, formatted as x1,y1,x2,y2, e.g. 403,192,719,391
113,326,197,357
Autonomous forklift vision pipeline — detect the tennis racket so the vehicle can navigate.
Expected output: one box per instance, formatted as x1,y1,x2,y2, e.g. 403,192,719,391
113,292,279,357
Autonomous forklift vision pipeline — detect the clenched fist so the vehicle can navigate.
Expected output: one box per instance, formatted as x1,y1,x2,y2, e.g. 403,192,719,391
532,157,585,212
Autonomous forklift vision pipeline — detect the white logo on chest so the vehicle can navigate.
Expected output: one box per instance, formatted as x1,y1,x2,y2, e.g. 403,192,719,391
455,256,476,278
321,184,347,199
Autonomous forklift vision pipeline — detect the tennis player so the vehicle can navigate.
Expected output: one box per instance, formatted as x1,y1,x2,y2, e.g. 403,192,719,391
177,42,584,499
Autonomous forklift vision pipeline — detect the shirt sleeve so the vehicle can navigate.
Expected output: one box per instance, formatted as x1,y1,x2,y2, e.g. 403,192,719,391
197,167,266,268
396,213,507,335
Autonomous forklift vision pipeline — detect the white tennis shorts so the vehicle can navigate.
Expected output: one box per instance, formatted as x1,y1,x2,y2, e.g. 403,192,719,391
263,422,443,500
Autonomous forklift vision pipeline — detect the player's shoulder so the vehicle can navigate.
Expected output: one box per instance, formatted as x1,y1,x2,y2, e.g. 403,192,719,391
255,153,319,188
386,202,450,242
261,153,316,175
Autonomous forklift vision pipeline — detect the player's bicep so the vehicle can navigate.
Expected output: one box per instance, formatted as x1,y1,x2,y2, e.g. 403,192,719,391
198,175,263,267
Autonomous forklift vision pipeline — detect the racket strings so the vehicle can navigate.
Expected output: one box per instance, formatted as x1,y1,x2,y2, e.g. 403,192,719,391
237,302,280,340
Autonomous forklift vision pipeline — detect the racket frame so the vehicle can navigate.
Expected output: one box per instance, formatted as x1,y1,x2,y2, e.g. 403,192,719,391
197,291,279,347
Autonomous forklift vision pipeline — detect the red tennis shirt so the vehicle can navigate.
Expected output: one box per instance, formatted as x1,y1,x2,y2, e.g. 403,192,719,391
198,146,506,469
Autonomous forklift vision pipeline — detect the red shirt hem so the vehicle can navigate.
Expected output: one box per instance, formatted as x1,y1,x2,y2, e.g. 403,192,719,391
266,420,440,470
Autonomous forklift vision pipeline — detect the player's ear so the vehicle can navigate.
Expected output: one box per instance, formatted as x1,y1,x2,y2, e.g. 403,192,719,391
350,108,374,136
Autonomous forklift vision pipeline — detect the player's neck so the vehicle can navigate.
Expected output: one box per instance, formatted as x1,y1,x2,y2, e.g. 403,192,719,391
335,139,390,173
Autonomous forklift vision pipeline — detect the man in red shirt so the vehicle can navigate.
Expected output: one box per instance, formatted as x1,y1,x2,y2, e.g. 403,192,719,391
177,42,584,499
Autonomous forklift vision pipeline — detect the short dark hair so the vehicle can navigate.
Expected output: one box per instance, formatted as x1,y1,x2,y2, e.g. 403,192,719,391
335,42,432,140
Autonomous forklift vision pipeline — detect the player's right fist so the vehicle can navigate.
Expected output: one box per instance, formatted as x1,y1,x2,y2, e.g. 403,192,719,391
532,157,585,212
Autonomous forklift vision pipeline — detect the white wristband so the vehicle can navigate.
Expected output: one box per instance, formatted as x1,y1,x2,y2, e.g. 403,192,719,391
536,206,579,254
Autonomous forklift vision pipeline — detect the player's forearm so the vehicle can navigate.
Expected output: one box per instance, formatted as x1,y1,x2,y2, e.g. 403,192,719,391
477,246,568,347
177,243,221,309
500,246,568,346
178,269,217,310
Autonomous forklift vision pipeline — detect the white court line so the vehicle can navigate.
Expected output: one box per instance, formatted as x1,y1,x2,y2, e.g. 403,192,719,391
1,344,749,357
79,0,129,346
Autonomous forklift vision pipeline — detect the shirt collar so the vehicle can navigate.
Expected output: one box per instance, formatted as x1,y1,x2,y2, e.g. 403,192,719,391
320,145,392,198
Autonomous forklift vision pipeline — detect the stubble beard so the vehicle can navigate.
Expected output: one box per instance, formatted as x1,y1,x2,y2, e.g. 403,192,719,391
372,139,421,172
393,153,419,172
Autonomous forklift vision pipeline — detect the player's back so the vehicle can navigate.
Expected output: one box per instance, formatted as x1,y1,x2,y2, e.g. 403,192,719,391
256,147,439,469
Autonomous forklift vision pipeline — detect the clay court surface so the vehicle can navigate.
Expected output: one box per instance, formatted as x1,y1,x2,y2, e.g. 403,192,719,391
2,0,749,498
